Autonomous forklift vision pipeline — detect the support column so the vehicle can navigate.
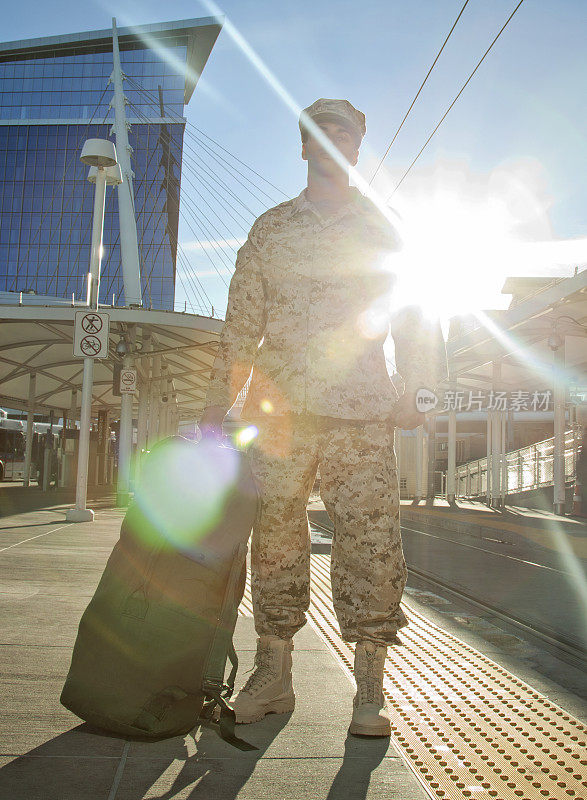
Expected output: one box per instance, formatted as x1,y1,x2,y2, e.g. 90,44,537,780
447,380,457,504
136,332,150,459
69,389,78,428
148,354,161,447
486,411,492,504
415,425,425,502
117,353,133,506
111,18,142,306
490,361,502,507
136,377,149,451
553,338,567,515
425,414,436,504
23,373,36,487
158,368,169,440
500,410,508,506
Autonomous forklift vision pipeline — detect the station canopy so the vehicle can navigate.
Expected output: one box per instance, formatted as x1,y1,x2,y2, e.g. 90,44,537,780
0,300,222,419
445,269,587,400
1,269,586,421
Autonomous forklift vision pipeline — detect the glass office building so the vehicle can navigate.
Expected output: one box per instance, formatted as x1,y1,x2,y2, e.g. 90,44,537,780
0,18,221,309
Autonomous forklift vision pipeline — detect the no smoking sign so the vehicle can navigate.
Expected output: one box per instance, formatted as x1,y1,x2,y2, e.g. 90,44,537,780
119,368,137,394
74,311,110,359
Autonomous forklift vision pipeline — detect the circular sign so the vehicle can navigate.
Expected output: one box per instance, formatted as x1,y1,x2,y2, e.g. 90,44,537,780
121,371,135,386
81,313,103,334
80,335,102,356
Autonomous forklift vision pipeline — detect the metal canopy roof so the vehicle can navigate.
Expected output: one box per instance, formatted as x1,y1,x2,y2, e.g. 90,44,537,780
0,304,222,418
446,269,587,393
2,271,585,421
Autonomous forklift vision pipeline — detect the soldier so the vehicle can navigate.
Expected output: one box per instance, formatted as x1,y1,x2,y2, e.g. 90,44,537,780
200,98,447,736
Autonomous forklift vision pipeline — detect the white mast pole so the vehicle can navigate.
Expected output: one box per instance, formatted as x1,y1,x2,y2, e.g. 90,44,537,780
111,17,142,307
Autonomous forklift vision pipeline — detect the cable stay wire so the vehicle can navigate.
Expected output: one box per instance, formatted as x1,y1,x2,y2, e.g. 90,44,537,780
388,0,526,199
180,150,256,225
122,105,231,302
184,124,288,202
180,199,236,272
182,128,279,208
175,241,215,312
133,109,251,241
178,208,230,288
175,247,213,313
175,172,243,255
126,99,254,230
88,132,168,304
116,101,224,312
369,0,471,185
130,80,275,208
129,129,233,293
125,75,288,202
125,101,247,286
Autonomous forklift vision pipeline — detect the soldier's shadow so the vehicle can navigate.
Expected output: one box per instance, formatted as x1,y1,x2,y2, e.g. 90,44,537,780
326,733,390,800
0,716,289,800
136,715,291,799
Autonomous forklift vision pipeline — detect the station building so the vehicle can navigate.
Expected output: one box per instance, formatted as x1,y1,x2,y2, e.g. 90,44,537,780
0,18,221,310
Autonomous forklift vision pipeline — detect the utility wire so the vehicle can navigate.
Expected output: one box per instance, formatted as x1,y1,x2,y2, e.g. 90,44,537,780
389,0,525,199
369,0,471,185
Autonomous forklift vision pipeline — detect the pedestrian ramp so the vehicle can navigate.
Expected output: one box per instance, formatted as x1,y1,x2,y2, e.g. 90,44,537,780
239,555,587,800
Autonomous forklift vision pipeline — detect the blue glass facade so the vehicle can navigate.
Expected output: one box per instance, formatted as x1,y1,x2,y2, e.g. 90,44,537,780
0,22,220,310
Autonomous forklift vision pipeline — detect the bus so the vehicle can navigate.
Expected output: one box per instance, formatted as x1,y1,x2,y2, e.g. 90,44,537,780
0,416,27,481
0,410,58,482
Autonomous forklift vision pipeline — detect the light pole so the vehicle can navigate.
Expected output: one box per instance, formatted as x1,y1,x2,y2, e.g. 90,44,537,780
66,139,121,523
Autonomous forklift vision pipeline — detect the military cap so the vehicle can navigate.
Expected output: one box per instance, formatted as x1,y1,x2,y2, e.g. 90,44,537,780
299,98,366,146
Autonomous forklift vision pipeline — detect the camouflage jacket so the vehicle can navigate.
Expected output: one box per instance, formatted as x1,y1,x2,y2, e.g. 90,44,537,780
204,187,448,420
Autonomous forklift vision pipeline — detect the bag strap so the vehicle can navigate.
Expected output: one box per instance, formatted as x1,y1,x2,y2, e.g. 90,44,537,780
201,542,258,751
203,542,247,688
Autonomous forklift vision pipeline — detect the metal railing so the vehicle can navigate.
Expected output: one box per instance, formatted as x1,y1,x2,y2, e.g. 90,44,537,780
454,427,582,499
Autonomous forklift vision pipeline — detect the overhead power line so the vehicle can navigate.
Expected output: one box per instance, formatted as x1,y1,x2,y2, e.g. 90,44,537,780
388,0,526,199
369,0,471,186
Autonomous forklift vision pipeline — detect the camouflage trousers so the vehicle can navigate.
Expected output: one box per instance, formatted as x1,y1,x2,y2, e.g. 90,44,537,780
246,413,408,645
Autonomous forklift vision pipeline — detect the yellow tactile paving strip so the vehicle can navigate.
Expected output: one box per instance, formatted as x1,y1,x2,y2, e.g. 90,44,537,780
239,555,587,800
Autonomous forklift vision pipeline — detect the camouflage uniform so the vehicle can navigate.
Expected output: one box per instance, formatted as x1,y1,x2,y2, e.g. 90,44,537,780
204,186,447,644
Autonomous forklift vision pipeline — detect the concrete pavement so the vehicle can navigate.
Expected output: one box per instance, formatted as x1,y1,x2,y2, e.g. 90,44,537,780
0,501,428,800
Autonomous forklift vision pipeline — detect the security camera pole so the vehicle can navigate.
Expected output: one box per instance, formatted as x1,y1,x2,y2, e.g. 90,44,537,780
66,139,120,523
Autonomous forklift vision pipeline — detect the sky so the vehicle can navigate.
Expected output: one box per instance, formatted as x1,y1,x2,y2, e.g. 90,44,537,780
3,0,587,331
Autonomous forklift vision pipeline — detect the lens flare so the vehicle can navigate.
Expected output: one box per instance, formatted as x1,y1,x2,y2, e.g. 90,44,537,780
236,425,258,447
356,305,390,339
260,399,274,414
134,438,239,553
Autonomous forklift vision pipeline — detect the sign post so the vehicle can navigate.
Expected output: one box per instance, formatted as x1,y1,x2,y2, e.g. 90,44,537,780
96,409,108,485
66,139,119,523
74,311,110,359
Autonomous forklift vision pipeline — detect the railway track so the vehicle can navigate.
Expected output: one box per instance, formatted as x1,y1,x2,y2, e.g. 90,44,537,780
309,518,587,673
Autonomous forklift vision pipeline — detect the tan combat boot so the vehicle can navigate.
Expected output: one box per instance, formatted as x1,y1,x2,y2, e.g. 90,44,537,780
231,635,295,723
349,640,391,736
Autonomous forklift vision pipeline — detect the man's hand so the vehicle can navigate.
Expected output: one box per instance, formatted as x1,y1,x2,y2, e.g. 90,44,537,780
390,392,426,430
199,406,226,440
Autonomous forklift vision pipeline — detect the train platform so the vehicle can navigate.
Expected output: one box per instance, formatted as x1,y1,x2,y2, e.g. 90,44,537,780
398,498,586,548
309,495,587,664
0,497,586,800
